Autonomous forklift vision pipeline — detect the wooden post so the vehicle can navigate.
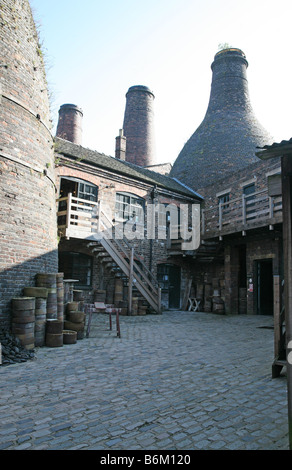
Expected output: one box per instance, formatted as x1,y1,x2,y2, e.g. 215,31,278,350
66,192,72,239
219,202,222,231
242,194,246,226
128,247,134,315
116,309,121,337
281,155,292,449
158,287,162,314
201,209,205,235
97,201,101,234
269,196,274,219
273,275,281,358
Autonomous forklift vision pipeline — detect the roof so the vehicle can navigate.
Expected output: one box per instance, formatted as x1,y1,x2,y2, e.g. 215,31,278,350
54,137,203,201
256,138,292,160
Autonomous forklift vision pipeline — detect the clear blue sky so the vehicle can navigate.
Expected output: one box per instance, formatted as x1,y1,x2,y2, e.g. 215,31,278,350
30,0,292,164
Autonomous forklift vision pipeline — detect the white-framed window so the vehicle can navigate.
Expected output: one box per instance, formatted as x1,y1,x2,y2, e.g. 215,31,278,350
115,192,145,224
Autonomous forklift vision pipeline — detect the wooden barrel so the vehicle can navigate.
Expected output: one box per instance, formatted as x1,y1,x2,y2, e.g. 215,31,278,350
63,330,77,345
138,300,147,315
138,306,147,316
132,297,138,315
11,297,35,350
67,301,79,312
66,311,85,323
64,320,85,332
73,290,84,302
63,281,70,304
45,333,63,348
64,319,85,339
94,289,106,302
46,288,58,319
23,287,48,298
56,273,64,320
114,278,124,304
36,273,57,288
46,319,63,335
35,297,47,347
12,322,35,350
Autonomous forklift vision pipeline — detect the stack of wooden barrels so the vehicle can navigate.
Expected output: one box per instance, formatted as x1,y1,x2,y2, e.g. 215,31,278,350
64,301,85,340
138,299,147,316
45,318,64,348
114,278,124,305
56,273,64,321
94,289,106,303
36,273,58,320
23,287,48,347
11,272,83,350
11,297,36,350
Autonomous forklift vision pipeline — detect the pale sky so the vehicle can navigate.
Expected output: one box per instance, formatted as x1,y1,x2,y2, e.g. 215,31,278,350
30,0,292,165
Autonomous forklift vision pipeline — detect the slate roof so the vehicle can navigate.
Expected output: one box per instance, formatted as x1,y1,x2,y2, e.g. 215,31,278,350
256,138,292,159
54,137,203,201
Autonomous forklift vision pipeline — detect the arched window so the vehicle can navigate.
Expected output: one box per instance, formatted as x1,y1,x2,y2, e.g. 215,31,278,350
59,177,98,202
115,192,145,224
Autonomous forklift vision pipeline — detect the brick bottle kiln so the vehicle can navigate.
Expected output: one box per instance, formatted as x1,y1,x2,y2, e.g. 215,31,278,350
171,48,273,192
0,0,58,328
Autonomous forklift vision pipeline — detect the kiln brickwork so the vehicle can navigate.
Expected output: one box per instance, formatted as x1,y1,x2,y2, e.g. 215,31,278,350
122,85,156,167
0,0,58,327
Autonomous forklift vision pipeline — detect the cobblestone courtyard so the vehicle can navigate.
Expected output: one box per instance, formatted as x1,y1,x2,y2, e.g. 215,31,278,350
0,311,289,450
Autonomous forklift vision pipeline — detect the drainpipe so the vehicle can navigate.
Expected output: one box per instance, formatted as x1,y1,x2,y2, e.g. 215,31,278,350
149,185,158,273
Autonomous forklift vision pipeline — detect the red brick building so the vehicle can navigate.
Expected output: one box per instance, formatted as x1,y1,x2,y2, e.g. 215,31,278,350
54,134,202,313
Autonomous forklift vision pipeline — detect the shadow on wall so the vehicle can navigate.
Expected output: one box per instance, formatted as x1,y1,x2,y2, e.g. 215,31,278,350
0,249,59,329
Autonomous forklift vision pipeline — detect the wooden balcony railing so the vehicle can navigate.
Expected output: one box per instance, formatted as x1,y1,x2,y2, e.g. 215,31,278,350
201,189,282,238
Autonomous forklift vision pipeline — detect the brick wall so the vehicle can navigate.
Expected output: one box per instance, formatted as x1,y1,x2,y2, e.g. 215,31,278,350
56,160,195,309
0,0,58,328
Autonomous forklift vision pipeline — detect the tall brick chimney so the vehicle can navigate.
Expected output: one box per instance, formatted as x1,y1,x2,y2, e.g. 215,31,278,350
56,103,83,145
115,129,127,160
122,85,156,167
171,48,273,191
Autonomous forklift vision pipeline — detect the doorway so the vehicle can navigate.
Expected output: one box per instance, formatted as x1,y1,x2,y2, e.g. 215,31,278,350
157,264,181,309
256,259,273,315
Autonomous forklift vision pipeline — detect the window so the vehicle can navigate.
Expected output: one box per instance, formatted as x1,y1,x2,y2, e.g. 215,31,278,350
158,203,181,227
243,183,255,220
218,193,230,217
59,177,98,202
59,252,93,288
78,182,98,202
115,193,145,224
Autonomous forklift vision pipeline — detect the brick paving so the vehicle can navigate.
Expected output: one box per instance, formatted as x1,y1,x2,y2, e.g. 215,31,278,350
0,311,289,450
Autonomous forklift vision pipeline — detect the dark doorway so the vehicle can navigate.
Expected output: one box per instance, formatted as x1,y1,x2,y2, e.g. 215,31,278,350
238,244,247,314
169,265,181,309
157,264,181,309
256,259,273,315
